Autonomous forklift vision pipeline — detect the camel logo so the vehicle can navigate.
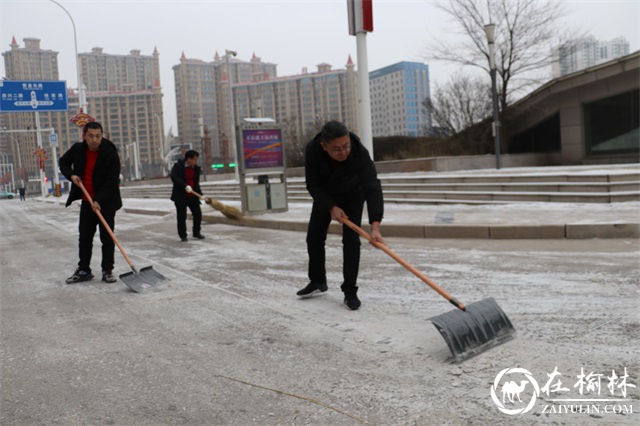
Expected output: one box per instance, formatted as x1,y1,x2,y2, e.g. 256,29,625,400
491,367,541,415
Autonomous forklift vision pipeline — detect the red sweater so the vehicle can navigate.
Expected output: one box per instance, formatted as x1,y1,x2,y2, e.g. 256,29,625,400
82,150,98,201
185,166,196,198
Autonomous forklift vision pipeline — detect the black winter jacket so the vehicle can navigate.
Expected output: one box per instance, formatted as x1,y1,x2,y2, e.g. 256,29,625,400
170,159,202,204
59,139,122,212
305,131,383,224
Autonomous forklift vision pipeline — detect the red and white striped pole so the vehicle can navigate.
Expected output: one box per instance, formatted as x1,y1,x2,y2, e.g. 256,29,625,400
347,0,374,157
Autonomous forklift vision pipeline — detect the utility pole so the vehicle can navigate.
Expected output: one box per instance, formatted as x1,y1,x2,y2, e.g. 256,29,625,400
347,0,374,156
198,117,207,182
131,126,141,180
225,50,239,181
485,23,502,169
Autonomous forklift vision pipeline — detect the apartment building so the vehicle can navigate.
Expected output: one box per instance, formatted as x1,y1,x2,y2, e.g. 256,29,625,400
232,58,359,143
173,51,277,166
1,37,76,186
553,36,630,77
369,61,431,137
2,38,166,183
79,47,164,178
174,53,359,169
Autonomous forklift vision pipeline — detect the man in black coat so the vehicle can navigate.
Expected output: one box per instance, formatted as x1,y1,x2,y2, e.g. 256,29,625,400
170,150,205,242
297,120,384,310
59,121,122,284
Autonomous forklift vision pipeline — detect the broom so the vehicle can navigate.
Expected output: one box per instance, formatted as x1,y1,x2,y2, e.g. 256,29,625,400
191,189,243,220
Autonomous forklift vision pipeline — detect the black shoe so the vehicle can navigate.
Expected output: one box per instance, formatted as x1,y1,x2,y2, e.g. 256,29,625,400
193,234,205,240
65,268,94,284
296,282,328,297
180,236,188,242
102,269,117,283
343,287,361,310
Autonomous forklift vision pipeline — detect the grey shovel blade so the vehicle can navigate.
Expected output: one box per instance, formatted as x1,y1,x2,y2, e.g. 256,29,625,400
430,297,516,363
119,266,166,293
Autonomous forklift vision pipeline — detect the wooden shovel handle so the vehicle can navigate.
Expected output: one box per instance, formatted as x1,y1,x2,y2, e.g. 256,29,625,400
340,217,466,311
76,180,136,271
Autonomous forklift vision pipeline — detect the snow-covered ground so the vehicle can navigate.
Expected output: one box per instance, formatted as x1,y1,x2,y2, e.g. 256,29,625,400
114,197,640,227
1,198,638,424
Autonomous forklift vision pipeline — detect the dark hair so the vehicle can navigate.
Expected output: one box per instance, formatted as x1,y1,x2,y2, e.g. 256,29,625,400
185,149,199,160
83,121,103,134
319,120,349,144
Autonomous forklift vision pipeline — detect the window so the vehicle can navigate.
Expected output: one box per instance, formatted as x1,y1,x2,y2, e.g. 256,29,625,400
584,89,639,156
509,113,561,153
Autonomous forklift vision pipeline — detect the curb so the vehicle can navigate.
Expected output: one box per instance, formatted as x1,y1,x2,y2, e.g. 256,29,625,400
123,208,640,240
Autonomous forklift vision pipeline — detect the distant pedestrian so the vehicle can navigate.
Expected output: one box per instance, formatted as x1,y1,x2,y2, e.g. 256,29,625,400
59,121,122,284
18,187,26,201
297,120,384,310
170,150,205,242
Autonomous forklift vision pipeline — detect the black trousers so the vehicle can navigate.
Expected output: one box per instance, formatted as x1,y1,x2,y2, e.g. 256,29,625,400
175,197,202,238
306,194,365,291
78,200,116,273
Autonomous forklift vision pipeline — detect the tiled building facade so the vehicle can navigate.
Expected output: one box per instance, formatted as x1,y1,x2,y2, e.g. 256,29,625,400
369,61,432,137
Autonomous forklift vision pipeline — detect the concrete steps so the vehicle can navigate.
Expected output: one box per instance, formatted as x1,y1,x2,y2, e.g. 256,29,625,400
120,169,640,204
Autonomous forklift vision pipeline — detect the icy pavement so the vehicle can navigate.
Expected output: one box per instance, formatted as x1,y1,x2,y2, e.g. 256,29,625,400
114,198,640,226
1,199,638,424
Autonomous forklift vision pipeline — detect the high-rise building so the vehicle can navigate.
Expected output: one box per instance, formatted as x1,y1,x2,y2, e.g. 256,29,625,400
79,47,164,177
173,51,277,167
232,58,359,144
2,38,167,185
173,54,219,166
553,36,631,77
173,52,359,169
369,61,432,137
1,37,75,187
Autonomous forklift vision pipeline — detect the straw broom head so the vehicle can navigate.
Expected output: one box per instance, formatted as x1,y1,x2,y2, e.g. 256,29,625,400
205,197,243,220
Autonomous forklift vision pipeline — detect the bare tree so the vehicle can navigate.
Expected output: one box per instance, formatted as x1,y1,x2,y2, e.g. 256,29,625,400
427,0,571,141
281,116,305,168
427,72,492,134
282,115,333,168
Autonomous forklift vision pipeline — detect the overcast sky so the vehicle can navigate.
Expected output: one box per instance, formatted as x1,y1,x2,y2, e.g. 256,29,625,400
1,0,639,134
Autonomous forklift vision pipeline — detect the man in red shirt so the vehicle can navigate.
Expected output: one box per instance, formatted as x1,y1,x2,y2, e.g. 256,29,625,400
59,122,122,284
170,150,204,242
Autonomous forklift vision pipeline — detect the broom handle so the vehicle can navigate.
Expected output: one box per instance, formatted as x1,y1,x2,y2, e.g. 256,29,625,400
190,188,206,200
76,180,136,271
341,218,466,311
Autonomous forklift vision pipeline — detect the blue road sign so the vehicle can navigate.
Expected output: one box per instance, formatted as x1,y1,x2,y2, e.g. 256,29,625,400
0,80,68,112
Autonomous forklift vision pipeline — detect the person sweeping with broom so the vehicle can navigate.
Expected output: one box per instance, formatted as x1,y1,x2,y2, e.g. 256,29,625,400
297,120,384,310
171,150,206,242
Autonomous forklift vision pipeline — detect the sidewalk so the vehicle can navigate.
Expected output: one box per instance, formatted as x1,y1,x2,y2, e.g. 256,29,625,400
120,198,640,239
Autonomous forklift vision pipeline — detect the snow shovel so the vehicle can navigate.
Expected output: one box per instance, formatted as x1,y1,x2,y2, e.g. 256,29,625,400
76,181,166,293
340,218,515,363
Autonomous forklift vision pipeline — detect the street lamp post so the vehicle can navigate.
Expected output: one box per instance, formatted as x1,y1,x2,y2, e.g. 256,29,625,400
484,23,501,170
198,117,207,182
225,50,239,181
130,126,141,180
49,0,88,113
124,144,132,181
11,136,23,188
153,113,164,175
